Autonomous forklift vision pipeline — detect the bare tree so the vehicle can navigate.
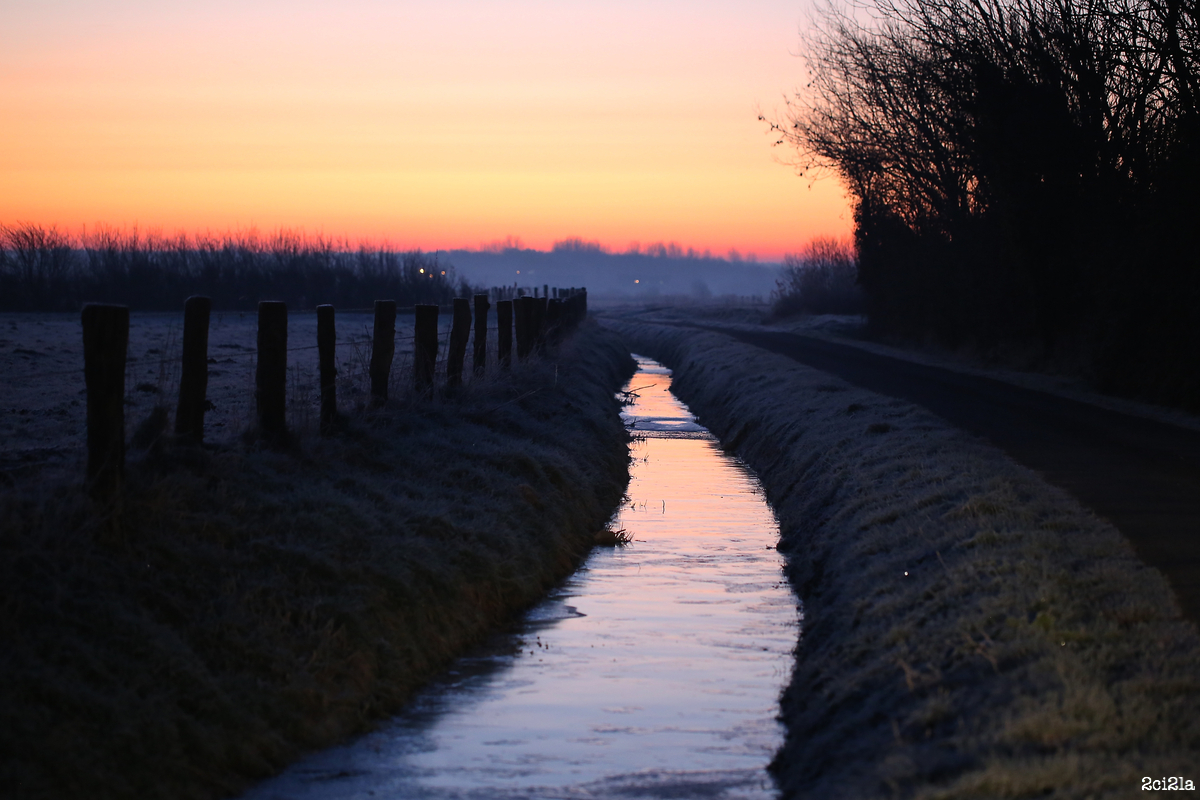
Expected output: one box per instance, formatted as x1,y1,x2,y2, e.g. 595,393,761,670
772,237,863,316
0,222,78,309
769,0,1200,405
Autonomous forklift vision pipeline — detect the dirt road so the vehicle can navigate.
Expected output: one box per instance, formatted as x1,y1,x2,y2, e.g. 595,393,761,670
700,325,1200,624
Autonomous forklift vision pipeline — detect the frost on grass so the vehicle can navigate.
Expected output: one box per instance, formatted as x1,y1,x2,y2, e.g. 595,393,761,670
607,320,1200,800
0,323,634,800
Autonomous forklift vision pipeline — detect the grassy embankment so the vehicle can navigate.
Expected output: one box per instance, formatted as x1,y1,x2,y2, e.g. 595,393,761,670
0,322,634,800
607,319,1200,799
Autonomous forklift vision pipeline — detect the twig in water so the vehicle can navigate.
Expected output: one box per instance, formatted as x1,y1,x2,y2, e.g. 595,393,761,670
619,384,655,402
594,528,633,547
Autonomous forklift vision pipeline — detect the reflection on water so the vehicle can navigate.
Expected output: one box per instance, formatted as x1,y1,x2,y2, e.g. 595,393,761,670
240,355,800,800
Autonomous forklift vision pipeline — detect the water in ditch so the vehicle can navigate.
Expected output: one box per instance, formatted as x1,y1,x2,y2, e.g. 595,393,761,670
240,354,800,800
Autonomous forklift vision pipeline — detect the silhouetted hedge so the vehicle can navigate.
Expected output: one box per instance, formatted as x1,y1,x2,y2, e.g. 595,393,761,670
771,238,864,317
0,225,474,312
773,0,1200,409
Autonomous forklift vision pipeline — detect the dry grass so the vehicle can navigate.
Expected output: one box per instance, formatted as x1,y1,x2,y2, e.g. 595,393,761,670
606,319,1200,799
0,323,634,800
593,527,633,547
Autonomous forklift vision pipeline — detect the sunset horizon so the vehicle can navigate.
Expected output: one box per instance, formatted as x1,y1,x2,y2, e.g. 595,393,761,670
0,219,795,264
1,0,853,263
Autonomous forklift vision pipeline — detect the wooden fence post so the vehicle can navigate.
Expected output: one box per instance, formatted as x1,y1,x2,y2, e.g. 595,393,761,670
317,304,337,435
532,296,548,354
561,288,583,331
514,296,533,360
497,299,513,368
473,294,490,376
256,301,288,441
572,288,584,328
82,303,129,500
413,304,439,394
546,297,563,346
175,295,210,443
369,299,396,406
447,298,471,389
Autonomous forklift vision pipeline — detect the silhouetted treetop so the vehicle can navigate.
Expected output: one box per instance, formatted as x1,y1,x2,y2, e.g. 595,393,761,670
770,0,1200,408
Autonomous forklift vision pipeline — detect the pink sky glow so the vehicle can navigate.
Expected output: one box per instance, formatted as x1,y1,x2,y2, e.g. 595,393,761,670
0,0,852,260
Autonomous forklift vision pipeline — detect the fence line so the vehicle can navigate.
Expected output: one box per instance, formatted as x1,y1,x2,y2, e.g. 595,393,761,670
73,289,587,503
8,326,522,382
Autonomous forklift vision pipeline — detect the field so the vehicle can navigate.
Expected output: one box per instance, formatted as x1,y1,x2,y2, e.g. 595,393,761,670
0,314,634,799
1,309,472,486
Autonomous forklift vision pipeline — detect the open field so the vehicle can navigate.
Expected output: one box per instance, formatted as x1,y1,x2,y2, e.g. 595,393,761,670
606,318,1200,799
0,309,469,486
0,319,634,800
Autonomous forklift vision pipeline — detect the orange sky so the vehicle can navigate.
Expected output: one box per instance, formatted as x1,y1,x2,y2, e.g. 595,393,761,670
0,0,851,260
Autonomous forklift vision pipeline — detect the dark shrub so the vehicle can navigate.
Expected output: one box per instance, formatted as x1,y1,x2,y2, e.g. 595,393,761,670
771,238,863,317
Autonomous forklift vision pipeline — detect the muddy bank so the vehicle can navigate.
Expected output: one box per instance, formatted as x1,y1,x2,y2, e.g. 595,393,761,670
607,320,1200,799
0,323,634,800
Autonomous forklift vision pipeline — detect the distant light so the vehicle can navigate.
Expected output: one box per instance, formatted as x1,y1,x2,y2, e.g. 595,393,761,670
441,270,446,275
516,270,521,274
419,268,425,274
634,279,640,284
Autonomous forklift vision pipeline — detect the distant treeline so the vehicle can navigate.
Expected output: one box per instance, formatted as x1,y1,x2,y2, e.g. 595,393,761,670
448,237,780,298
776,0,1200,408
0,224,473,312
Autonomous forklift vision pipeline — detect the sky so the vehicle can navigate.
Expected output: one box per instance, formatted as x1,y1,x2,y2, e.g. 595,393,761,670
0,0,852,260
